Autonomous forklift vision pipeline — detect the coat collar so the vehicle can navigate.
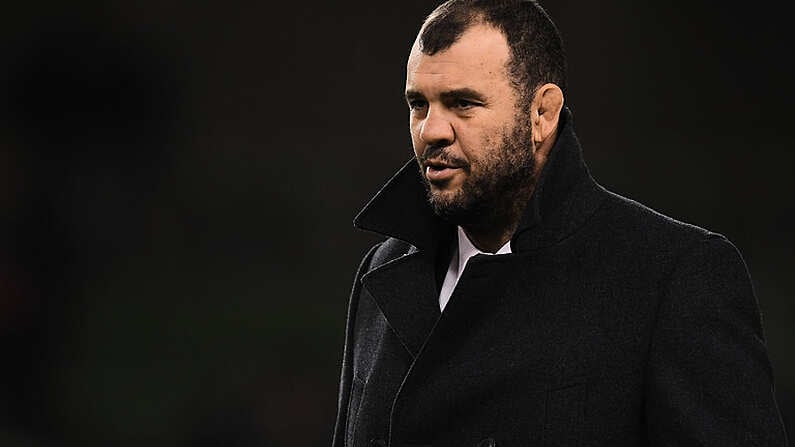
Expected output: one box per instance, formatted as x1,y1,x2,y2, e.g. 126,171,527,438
353,107,606,252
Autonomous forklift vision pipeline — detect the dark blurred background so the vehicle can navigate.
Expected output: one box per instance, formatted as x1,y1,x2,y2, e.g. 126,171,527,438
0,1,792,446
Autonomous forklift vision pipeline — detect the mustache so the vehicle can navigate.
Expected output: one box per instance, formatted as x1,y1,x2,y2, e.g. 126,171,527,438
418,145,470,169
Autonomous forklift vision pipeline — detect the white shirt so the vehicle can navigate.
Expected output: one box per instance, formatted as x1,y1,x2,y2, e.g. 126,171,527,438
438,226,512,311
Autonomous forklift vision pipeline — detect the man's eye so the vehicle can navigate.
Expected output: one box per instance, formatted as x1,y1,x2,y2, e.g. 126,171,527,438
453,99,477,109
408,100,428,110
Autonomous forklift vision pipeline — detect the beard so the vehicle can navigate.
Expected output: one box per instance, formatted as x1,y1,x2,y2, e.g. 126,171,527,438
420,118,536,229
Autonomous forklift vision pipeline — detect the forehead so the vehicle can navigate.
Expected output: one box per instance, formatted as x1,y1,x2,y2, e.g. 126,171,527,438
406,23,512,92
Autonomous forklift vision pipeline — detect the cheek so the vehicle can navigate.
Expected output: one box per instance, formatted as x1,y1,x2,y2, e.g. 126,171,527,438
459,129,497,165
409,125,423,155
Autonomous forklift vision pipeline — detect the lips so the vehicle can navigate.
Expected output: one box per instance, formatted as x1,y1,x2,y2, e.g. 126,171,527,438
424,158,460,170
424,158,464,183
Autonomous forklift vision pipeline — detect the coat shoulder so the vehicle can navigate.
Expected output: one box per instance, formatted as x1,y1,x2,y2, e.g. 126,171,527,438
599,188,728,248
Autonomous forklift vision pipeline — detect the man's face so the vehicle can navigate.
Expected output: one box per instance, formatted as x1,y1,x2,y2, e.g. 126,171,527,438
405,23,535,225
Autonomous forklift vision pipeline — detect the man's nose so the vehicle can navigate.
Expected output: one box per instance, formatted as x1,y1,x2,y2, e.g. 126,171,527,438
419,108,454,148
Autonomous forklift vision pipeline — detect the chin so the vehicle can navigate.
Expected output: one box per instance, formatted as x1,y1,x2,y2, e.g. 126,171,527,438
428,177,466,193
428,187,461,204
428,190,468,219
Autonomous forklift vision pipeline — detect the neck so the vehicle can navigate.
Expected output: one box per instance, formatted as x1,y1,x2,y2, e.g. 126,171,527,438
461,224,514,253
461,182,535,253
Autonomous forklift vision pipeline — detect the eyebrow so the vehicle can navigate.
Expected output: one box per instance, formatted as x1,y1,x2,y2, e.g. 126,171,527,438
440,88,487,103
404,89,424,102
404,88,488,103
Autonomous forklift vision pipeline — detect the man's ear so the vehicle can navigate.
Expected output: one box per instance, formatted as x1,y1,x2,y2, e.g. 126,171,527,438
529,83,564,175
531,83,564,150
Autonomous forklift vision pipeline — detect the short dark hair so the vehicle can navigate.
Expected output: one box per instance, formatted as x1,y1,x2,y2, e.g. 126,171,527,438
418,0,567,107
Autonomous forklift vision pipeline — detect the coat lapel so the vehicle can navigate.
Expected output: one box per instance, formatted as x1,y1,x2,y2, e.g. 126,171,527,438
362,249,442,358
397,254,518,382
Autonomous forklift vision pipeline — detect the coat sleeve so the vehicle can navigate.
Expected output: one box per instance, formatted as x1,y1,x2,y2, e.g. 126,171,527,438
644,235,787,445
332,243,381,447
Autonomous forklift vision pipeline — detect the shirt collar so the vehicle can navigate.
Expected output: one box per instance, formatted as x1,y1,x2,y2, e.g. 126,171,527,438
456,226,511,270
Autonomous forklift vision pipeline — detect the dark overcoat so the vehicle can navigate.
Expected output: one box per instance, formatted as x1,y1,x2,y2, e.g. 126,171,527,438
332,109,787,446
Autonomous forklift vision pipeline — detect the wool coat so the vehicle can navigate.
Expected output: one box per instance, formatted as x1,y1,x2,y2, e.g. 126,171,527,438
332,109,787,447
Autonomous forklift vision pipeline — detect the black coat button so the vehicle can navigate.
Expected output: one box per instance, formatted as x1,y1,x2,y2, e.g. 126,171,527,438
477,438,496,447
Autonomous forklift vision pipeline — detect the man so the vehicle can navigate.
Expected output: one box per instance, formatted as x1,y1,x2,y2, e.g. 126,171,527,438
333,1,787,446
